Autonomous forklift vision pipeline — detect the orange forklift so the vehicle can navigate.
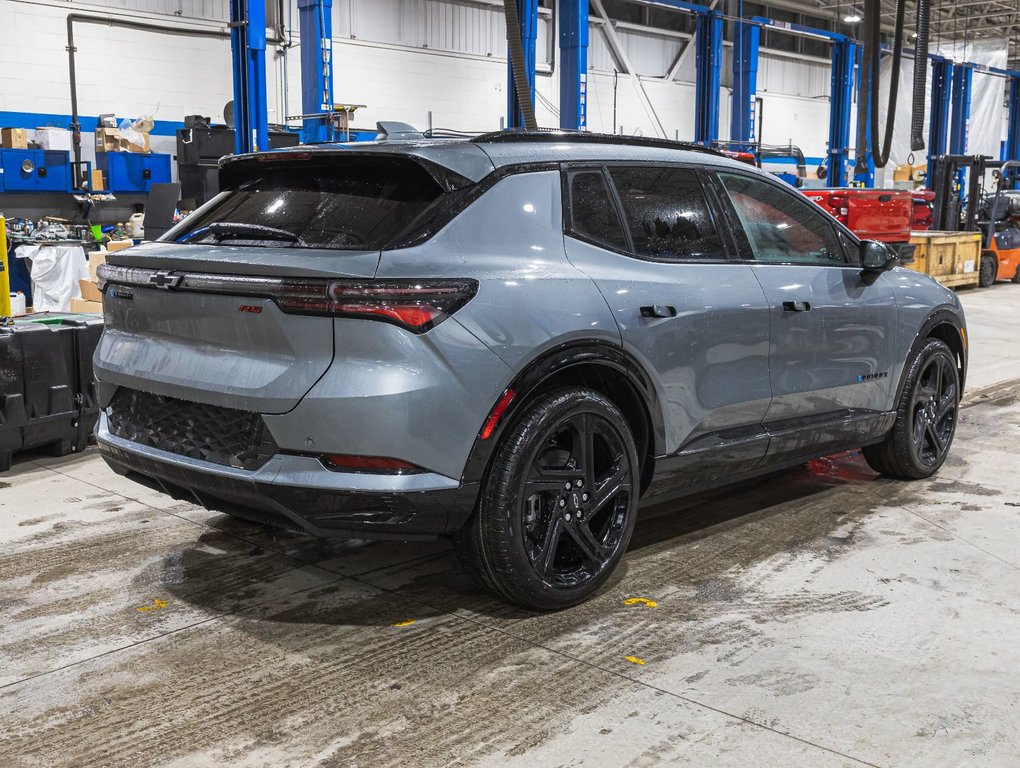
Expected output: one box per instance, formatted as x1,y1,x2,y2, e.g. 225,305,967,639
931,155,1020,286
979,160,1020,285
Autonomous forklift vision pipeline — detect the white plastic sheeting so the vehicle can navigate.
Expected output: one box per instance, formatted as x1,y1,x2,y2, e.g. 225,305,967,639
878,38,1009,185
15,245,89,313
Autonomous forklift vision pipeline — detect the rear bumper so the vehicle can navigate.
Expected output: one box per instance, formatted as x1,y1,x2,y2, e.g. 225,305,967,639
96,415,479,539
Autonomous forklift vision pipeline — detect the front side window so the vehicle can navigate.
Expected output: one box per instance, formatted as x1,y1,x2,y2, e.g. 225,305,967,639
719,173,846,266
608,167,725,262
164,156,444,250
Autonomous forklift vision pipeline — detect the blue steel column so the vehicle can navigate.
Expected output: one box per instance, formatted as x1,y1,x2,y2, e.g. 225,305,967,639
558,0,589,130
1005,76,1020,187
853,44,875,187
507,0,538,129
694,10,722,145
927,57,953,184
950,63,973,191
229,0,269,154
827,38,855,187
729,19,759,152
299,0,334,143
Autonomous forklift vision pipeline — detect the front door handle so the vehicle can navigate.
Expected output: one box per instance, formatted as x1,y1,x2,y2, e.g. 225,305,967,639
640,304,677,318
782,300,812,312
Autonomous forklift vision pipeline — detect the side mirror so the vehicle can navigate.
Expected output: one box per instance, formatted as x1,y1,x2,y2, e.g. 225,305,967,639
860,240,896,272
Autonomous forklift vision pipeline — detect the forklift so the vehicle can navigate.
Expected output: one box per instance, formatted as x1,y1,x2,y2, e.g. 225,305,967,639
930,154,1020,287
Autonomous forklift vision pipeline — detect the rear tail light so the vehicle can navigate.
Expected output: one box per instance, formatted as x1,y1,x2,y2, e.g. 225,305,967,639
321,454,424,474
274,278,478,332
97,266,477,333
827,194,850,224
912,202,933,229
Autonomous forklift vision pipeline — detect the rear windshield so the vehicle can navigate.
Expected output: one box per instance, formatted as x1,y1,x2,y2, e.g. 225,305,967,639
162,156,444,250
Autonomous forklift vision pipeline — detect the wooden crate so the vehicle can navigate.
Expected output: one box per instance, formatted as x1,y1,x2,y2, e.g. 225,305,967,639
906,231,982,289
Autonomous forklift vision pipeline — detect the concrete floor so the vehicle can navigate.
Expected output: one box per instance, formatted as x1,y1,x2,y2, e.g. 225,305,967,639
1,285,1019,768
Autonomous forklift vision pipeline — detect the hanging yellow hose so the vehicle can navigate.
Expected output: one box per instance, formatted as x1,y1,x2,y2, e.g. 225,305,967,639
0,218,11,317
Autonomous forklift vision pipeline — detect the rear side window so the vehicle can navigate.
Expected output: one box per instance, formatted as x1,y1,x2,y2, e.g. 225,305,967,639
164,157,444,250
566,170,627,251
608,167,725,261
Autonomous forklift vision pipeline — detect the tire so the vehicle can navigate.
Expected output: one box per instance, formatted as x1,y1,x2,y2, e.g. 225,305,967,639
863,338,960,479
1012,264,1020,284
978,253,997,288
454,388,640,611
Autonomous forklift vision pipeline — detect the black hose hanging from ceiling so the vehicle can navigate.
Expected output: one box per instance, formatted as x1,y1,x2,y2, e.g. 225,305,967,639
870,0,907,168
502,0,538,130
910,0,931,151
854,10,874,176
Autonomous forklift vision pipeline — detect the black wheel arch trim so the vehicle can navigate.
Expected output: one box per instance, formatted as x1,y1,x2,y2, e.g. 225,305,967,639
459,340,666,487
897,306,968,402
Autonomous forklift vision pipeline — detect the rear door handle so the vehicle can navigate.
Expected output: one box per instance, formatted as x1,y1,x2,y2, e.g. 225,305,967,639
782,300,812,312
640,304,677,318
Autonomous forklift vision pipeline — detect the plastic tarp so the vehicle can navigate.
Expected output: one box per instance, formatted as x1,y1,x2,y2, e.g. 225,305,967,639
15,244,89,312
878,38,1008,185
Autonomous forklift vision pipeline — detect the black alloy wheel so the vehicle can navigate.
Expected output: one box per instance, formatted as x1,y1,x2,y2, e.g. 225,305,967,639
521,411,633,589
455,388,639,610
909,352,958,468
863,338,960,479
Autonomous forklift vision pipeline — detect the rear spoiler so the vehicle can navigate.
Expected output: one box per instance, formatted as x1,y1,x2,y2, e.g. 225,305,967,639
218,150,477,194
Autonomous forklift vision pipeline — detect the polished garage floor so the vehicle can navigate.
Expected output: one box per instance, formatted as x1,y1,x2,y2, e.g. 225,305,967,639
1,286,1018,768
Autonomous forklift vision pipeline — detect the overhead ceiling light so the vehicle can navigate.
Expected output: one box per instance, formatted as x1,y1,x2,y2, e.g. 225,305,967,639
844,13,862,23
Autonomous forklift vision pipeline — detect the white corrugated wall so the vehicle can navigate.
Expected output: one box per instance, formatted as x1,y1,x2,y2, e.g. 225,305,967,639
2,0,853,158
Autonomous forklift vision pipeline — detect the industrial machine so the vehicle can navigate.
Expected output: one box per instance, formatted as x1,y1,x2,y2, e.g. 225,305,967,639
930,154,1020,286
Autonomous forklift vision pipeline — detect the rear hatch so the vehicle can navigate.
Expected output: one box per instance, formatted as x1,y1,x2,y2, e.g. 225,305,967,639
96,153,454,414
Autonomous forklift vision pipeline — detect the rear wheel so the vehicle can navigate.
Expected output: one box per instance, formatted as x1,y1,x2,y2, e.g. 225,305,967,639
978,253,997,288
863,338,959,479
1012,263,1020,284
455,388,639,611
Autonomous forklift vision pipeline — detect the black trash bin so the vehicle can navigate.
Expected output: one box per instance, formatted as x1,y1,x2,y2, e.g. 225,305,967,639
0,314,104,472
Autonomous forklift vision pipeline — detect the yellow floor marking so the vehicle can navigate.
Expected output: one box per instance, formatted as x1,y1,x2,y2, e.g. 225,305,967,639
623,597,658,608
625,656,646,666
136,598,168,613
391,619,417,627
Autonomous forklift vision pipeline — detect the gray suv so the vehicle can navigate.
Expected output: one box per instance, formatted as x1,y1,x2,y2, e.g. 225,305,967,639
94,131,967,610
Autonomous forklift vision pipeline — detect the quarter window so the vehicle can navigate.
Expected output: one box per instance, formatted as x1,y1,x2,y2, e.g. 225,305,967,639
566,170,628,251
608,167,725,262
720,173,846,266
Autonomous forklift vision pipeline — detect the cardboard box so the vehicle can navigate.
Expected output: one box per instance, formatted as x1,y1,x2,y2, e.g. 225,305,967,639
88,251,107,281
34,127,73,152
90,169,105,191
122,132,151,153
70,298,103,314
96,127,121,152
95,127,151,153
1,128,29,149
107,240,133,252
79,278,103,303
893,164,913,182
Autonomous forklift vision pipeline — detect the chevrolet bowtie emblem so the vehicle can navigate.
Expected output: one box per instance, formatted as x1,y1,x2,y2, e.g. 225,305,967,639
148,271,184,289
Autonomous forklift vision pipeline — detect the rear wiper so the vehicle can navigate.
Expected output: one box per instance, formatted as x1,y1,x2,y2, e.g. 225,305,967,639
182,221,301,243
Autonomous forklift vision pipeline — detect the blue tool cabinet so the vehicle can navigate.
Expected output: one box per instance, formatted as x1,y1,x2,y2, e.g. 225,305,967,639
0,149,72,193
96,152,172,193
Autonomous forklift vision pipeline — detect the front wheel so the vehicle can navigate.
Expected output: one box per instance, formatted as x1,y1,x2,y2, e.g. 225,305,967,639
455,388,639,611
978,253,997,288
863,338,959,479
